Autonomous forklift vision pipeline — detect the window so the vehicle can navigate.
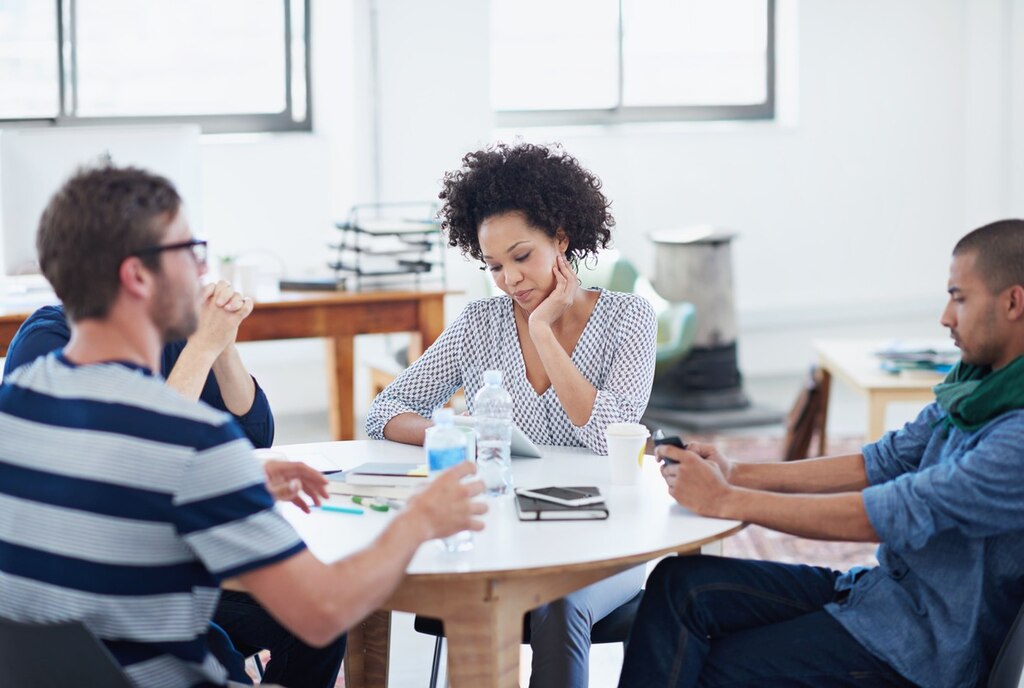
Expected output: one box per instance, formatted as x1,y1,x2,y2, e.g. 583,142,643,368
491,0,774,126
0,0,310,133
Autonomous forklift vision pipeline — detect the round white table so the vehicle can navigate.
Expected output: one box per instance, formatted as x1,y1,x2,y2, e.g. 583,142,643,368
273,440,743,688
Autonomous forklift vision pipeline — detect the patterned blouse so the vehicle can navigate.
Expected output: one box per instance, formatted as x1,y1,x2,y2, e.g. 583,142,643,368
366,289,657,455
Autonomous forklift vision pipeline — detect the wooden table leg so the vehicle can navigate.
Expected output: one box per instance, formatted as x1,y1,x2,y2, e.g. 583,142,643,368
384,565,634,688
867,392,888,444
408,296,446,361
444,596,525,688
343,610,391,688
325,335,356,440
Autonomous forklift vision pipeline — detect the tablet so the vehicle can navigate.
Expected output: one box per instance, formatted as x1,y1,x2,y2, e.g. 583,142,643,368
452,415,543,458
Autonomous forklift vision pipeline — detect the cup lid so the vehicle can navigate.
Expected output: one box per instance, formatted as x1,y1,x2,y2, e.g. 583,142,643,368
604,422,651,437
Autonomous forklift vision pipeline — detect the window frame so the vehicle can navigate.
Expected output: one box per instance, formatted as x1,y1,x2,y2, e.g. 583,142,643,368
494,0,775,128
0,0,312,134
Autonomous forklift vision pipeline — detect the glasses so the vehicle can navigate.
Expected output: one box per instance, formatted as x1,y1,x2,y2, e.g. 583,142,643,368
133,238,208,266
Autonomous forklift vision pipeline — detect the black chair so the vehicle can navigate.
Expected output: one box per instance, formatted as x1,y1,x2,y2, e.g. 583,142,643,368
0,617,133,687
414,589,644,688
988,601,1024,688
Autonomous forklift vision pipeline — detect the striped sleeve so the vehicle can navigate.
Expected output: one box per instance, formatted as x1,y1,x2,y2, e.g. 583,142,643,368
172,431,305,582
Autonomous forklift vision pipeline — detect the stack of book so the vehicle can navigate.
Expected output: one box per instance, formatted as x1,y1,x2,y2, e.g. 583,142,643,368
326,462,427,500
875,341,960,377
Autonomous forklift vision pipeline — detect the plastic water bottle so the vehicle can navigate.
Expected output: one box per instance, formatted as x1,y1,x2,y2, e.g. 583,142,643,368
424,408,472,552
474,370,513,496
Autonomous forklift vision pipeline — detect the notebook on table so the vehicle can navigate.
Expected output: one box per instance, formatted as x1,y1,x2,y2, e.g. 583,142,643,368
514,487,609,521
338,462,429,487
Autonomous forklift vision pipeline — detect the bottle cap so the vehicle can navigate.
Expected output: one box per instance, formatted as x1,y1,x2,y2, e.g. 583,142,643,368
483,370,503,386
431,407,454,425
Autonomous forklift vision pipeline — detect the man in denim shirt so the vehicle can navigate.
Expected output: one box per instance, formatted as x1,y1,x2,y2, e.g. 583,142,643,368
619,219,1024,688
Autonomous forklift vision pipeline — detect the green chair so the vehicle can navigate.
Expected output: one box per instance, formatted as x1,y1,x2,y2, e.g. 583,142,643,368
577,251,696,378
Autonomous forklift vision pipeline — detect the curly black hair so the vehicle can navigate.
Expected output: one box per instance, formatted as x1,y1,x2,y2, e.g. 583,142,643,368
438,142,614,265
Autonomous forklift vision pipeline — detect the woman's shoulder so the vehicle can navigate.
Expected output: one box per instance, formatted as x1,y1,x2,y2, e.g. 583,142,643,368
461,294,513,320
596,289,656,318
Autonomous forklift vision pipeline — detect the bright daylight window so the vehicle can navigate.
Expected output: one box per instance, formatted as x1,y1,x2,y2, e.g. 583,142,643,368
0,0,310,133
491,0,774,127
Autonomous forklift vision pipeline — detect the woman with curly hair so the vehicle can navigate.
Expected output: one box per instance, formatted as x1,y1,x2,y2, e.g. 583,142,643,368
366,142,657,687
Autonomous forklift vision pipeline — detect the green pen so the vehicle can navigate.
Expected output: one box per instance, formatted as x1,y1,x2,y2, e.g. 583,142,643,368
352,496,392,513
319,505,364,515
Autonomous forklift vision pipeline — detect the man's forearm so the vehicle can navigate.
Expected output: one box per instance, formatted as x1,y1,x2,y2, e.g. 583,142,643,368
165,342,219,401
730,453,870,494
211,344,256,416
238,507,433,647
719,488,879,542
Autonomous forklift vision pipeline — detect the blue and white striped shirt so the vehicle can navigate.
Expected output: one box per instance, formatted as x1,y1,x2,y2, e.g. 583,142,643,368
0,353,306,688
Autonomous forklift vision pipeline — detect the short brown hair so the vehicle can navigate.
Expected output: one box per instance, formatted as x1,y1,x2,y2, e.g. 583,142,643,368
36,165,181,321
953,219,1024,294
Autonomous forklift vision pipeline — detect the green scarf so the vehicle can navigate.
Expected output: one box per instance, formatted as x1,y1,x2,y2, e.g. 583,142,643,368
933,355,1024,432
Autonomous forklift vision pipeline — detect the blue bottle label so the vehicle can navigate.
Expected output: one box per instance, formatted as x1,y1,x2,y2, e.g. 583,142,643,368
428,446,465,472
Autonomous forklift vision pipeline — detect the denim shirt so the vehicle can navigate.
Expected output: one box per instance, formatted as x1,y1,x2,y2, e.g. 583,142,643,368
826,402,1024,688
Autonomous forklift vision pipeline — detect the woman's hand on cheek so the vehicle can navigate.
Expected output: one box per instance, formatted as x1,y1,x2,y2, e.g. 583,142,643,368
528,254,577,330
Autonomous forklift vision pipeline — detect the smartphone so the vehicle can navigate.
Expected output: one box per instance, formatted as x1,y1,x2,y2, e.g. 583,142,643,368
652,429,686,464
515,486,604,507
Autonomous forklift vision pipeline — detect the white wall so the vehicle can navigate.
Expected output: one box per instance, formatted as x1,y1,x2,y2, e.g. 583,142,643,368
360,0,1024,377
120,0,1023,415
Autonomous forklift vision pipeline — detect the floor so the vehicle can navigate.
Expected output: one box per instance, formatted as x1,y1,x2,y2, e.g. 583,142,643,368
272,372,931,688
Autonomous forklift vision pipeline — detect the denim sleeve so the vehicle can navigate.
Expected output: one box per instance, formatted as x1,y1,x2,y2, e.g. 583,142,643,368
862,402,944,485
862,410,1024,550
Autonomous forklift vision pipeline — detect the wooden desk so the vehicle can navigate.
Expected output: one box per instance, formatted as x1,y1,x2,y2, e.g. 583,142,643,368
0,290,447,440
275,440,744,688
814,339,943,443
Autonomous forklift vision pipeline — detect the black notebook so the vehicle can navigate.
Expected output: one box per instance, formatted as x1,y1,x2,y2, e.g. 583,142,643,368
515,487,609,521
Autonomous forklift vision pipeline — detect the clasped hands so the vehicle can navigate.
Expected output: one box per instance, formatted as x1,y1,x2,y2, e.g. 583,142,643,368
190,280,254,361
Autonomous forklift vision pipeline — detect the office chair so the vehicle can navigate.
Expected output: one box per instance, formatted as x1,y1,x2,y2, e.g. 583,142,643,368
988,601,1024,688
414,589,643,688
0,617,133,688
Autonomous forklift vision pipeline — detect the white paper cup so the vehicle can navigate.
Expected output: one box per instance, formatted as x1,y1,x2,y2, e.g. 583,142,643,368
605,423,650,485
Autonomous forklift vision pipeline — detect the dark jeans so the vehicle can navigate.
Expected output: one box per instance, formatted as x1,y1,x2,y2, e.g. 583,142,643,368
618,556,918,688
214,590,346,688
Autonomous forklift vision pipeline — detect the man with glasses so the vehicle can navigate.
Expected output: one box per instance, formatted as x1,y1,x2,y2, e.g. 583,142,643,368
3,239,274,451
0,165,487,687
0,193,344,685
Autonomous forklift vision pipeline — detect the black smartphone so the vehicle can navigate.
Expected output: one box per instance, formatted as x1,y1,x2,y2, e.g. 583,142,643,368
652,429,686,463
515,486,604,507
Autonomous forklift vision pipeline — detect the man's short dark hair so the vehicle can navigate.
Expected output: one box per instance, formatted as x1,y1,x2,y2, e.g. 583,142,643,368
36,165,181,321
953,219,1024,294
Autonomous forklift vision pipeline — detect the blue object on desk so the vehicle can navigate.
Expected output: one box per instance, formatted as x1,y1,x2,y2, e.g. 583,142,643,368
319,505,364,515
